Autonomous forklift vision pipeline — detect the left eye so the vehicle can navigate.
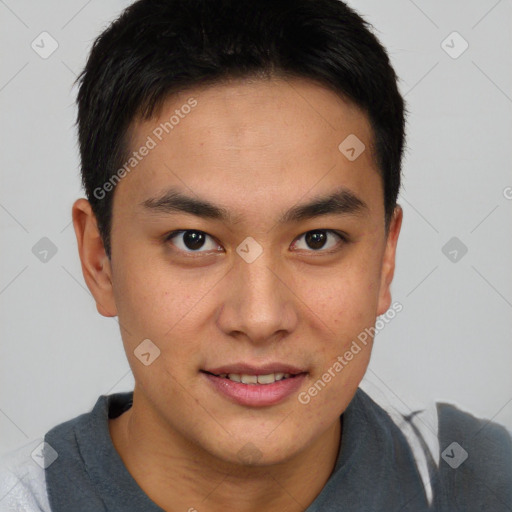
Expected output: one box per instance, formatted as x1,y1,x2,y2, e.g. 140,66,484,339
164,229,345,254
292,230,345,252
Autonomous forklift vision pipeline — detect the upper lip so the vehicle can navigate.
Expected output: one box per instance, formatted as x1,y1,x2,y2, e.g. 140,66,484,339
203,363,307,376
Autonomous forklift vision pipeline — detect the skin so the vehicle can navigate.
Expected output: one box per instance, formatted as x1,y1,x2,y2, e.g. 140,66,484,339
72,76,402,511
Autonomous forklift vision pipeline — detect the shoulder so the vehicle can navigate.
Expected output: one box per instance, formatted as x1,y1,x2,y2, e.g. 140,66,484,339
0,439,52,512
0,394,117,512
359,378,512,510
433,400,512,510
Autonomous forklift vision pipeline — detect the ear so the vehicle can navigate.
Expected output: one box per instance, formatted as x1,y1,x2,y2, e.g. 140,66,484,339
376,205,403,316
72,198,117,317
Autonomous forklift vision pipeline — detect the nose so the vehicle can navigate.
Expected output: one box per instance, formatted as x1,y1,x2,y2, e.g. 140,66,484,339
216,248,299,345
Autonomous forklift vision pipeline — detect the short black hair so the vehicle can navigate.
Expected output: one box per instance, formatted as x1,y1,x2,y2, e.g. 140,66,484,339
76,0,407,259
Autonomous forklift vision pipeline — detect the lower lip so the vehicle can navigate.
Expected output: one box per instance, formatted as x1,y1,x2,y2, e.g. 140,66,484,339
202,372,307,407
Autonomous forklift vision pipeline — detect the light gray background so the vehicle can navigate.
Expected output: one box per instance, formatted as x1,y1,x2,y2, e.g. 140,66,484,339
1,0,511,454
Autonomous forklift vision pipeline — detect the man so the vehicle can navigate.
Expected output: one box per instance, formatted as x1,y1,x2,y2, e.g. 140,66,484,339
1,0,510,510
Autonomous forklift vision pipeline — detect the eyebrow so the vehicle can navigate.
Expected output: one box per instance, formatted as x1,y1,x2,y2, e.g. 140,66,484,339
139,185,368,224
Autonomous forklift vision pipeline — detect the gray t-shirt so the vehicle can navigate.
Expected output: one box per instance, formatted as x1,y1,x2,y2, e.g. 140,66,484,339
1,388,511,511
44,389,431,511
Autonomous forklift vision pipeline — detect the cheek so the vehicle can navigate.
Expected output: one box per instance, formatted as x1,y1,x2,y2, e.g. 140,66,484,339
303,263,381,330
111,251,220,374
297,342,372,428
111,251,187,340
297,254,382,380
113,270,201,394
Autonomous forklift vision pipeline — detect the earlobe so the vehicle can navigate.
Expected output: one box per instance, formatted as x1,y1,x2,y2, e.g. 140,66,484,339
72,198,118,317
376,205,403,317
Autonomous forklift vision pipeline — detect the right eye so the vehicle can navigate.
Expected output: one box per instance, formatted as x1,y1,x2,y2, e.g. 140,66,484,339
164,230,224,254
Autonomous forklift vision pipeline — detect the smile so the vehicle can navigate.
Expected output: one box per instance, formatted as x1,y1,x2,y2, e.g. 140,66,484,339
204,371,294,384
201,368,308,407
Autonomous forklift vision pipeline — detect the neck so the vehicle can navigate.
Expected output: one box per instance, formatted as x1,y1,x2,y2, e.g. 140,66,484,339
109,391,342,512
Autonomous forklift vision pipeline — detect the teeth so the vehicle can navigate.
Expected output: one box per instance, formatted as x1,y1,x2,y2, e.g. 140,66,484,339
257,373,275,384
221,372,293,384
241,374,258,384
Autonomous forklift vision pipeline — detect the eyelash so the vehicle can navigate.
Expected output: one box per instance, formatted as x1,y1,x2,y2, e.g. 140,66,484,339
163,229,349,256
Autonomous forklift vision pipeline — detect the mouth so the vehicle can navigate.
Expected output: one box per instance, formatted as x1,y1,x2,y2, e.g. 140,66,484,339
200,364,308,407
201,370,301,385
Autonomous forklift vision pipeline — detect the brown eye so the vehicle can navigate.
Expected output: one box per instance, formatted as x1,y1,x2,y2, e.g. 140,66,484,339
165,230,222,253
293,230,346,252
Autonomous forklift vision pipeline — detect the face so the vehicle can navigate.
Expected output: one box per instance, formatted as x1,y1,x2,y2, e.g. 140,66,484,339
75,76,401,467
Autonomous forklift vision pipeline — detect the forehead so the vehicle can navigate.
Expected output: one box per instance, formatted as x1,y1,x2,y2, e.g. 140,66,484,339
113,76,382,222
